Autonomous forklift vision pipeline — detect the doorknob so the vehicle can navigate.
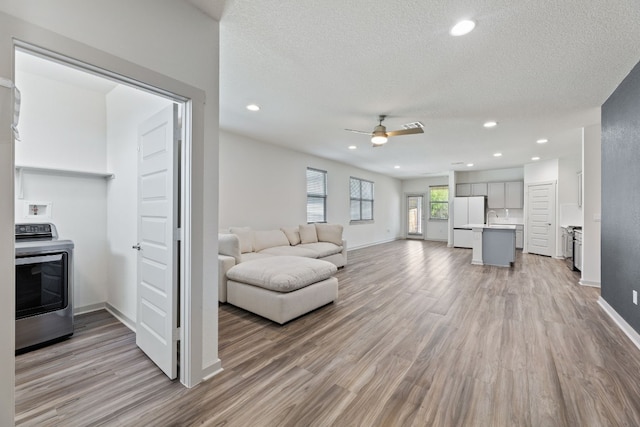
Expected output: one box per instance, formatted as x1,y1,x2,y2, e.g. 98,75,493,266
132,244,141,251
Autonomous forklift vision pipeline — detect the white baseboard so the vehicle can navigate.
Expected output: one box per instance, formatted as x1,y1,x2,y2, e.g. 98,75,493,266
74,302,136,332
105,303,136,332
349,237,400,250
598,297,640,351
201,360,223,383
579,279,601,288
74,302,105,316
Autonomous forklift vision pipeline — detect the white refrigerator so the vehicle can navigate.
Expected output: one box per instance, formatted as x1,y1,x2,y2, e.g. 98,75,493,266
453,196,486,248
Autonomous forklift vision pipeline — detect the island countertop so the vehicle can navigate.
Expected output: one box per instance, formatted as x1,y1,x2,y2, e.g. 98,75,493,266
462,223,517,230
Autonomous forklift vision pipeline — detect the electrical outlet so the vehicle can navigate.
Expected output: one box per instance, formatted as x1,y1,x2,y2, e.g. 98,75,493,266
634,290,638,305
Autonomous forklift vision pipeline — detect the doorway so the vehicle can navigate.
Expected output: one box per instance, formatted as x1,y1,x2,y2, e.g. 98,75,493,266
14,45,187,381
406,194,425,239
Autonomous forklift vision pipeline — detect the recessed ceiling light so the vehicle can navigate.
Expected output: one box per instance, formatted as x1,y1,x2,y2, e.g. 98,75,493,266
450,20,476,36
348,145,357,150
394,165,400,169
246,104,260,111
483,121,498,128
536,138,548,144
532,156,540,161
467,163,474,167
493,152,502,157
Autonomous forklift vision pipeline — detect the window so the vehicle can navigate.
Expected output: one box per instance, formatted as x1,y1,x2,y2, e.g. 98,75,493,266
350,177,374,221
306,168,327,223
429,185,449,220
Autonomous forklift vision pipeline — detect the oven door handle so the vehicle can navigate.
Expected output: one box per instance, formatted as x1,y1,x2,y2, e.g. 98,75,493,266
16,253,63,265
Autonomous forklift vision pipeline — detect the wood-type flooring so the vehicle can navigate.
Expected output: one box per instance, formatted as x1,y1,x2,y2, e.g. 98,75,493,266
15,240,640,426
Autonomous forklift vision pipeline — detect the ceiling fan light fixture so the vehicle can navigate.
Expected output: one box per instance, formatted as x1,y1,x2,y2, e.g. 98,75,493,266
371,134,388,146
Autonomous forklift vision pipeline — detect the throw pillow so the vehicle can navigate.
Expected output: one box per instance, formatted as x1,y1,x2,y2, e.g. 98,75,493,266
299,224,318,244
281,226,301,245
253,230,290,252
229,226,254,253
315,223,344,246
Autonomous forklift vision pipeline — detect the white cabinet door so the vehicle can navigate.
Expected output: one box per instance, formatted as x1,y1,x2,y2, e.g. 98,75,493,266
471,183,488,196
456,183,471,196
506,181,524,209
487,182,505,208
453,229,473,248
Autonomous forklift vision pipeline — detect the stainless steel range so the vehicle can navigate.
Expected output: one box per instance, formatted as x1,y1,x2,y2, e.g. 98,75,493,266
15,223,74,351
561,225,582,271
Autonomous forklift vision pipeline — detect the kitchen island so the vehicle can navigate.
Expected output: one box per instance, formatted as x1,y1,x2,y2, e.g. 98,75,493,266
463,224,517,267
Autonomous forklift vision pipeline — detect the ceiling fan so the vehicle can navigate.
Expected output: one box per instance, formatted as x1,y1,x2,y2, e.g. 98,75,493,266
345,115,424,147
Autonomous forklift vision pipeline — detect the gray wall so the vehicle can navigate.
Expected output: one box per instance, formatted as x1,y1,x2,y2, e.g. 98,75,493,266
602,58,640,333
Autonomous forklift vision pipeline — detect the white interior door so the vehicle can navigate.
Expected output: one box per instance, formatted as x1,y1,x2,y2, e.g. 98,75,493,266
406,194,424,239
135,104,179,379
526,182,556,256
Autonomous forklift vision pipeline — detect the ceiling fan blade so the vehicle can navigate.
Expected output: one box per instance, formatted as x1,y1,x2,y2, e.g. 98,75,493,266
344,128,372,135
386,127,424,137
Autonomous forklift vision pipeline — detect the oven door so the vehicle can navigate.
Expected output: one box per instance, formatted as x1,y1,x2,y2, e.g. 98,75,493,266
15,252,69,319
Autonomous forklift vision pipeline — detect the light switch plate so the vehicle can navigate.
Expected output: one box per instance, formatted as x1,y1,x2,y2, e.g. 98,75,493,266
634,290,638,305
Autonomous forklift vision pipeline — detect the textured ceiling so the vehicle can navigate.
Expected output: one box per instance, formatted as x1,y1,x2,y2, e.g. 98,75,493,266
18,1,640,179
213,0,640,178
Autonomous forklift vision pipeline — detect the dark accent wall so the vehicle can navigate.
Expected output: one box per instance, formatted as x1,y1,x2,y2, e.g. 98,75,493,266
602,59,640,334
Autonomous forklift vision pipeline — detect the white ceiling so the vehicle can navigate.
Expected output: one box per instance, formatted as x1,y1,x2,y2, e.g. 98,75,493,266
206,0,640,178
16,1,640,180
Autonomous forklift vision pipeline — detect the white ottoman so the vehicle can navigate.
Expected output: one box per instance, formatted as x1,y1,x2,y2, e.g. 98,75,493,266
226,256,339,324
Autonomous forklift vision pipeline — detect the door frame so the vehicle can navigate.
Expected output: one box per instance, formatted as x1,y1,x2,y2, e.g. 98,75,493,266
405,192,427,239
12,39,205,387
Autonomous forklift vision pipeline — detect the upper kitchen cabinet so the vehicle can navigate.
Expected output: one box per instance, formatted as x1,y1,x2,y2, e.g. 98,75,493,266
487,181,523,209
456,183,471,196
505,181,524,209
456,182,487,197
488,182,505,208
471,183,488,196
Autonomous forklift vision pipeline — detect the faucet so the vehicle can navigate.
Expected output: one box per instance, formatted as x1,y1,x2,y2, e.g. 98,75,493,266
486,210,497,226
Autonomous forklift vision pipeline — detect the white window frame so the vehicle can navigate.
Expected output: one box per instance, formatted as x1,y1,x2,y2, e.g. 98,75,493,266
350,177,374,222
429,185,449,220
306,167,327,223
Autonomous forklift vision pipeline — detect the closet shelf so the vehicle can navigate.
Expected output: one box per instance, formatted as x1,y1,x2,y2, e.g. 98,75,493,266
15,164,115,180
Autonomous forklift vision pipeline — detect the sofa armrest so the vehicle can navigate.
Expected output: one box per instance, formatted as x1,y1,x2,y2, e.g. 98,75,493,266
218,254,236,302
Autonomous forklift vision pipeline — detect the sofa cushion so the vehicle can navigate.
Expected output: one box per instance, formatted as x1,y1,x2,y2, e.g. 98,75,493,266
253,229,290,252
229,227,254,253
240,252,274,263
260,245,319,258
299,224,318,244
218,233,242,263
281,226,301,246
299,242,343,258
315,223,343,245
226,256,337,293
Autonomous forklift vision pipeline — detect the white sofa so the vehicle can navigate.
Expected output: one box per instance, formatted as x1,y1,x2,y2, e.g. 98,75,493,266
218,223,347,303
